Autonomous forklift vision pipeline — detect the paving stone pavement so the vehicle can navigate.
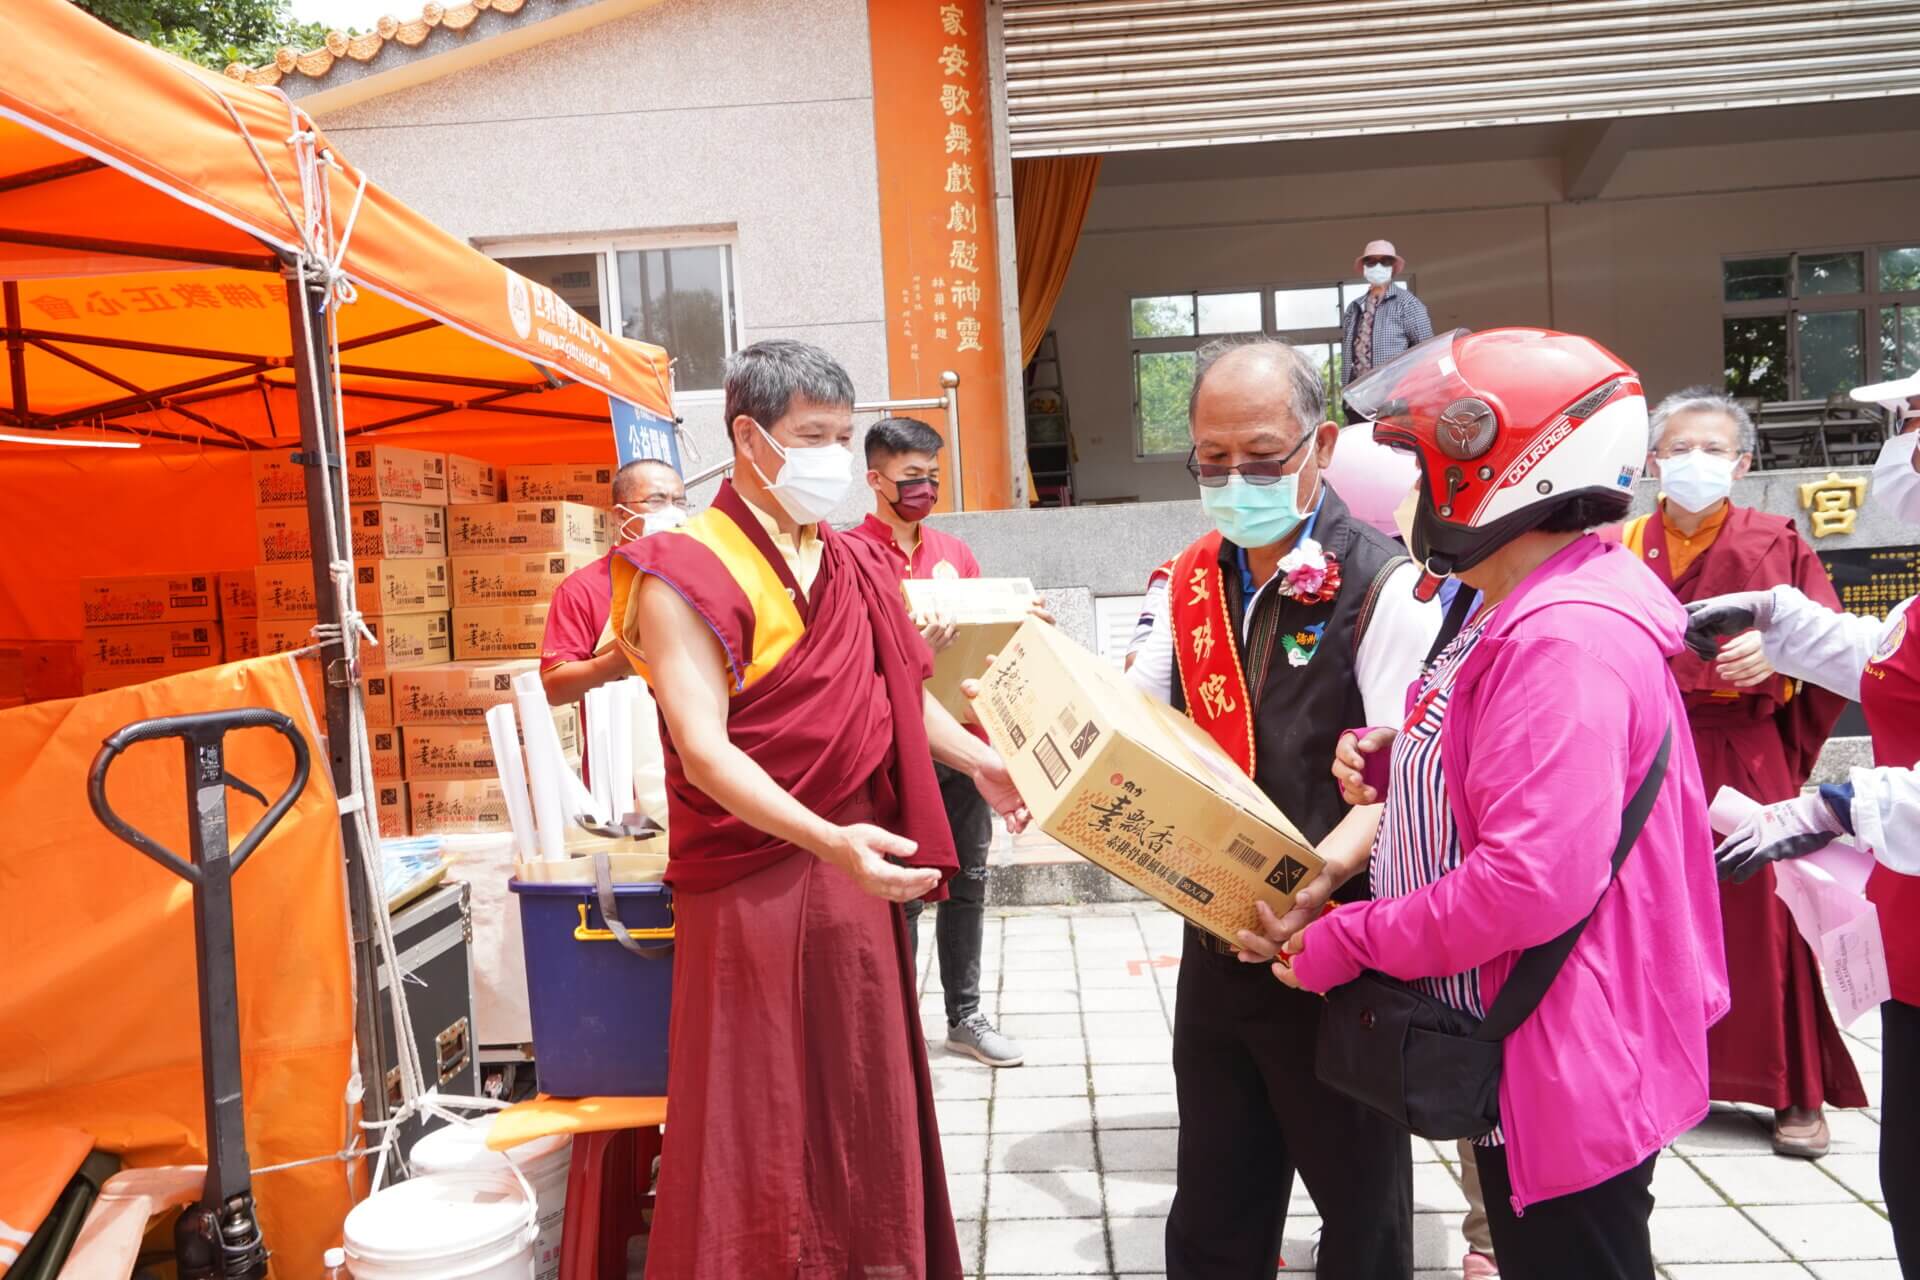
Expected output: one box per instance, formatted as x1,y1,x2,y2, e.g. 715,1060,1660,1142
918,903,1898,1280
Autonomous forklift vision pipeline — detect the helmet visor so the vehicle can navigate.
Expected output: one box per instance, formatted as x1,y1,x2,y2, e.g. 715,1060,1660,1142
1345,328,1476,449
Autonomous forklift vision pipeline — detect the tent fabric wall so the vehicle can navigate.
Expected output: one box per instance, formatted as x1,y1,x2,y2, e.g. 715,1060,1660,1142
0,656,357,1277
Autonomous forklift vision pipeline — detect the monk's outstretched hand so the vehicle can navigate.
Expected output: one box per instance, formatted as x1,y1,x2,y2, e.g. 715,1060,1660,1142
831,823,941,902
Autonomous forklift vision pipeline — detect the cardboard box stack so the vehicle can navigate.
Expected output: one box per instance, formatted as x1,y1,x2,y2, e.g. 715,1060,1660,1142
447,453,501,505
220,570,258,660
974,618,1325,945
502,463,614,506
389,659,583,835
0,641,81,707
445,488,606,666
450,604,551,660
247,446,453,673
77,573,226,693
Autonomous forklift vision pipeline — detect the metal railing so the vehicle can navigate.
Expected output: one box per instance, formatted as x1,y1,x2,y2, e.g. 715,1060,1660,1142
682,371,965,509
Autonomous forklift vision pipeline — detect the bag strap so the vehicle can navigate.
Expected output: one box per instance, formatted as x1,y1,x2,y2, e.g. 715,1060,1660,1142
1351,554,1412,657
593,849,673,959
1422,586,1480,668
1472,724,1673,1042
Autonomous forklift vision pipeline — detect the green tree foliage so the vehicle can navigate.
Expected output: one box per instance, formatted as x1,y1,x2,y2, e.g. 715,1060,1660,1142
1135,351,1194,455
71,0,337,70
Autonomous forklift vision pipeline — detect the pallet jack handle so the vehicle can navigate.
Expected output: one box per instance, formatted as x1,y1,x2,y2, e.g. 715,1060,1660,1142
86,708,311,1280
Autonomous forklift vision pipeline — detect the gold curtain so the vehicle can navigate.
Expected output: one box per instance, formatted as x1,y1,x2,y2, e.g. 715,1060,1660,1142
1013,155,1103,366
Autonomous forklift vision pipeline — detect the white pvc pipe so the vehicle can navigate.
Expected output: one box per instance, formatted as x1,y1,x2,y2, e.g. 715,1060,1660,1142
485,702,538,866
584,684,613,821
512,672,567,860
607,679,636,823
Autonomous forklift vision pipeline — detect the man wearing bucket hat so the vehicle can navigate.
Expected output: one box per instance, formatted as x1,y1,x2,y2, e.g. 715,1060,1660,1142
1341,240,1432,414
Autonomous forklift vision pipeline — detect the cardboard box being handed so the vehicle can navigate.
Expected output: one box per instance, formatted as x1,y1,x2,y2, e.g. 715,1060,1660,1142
902,576,1036,723
974,617,1324,945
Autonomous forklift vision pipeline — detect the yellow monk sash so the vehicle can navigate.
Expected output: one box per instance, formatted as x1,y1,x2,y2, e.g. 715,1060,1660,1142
610,501,806,696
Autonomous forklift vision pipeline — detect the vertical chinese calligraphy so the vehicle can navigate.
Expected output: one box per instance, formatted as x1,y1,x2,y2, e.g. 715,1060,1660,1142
868,0,1011,509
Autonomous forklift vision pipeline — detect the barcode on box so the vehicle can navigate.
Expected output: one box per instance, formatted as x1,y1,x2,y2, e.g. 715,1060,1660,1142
1224,833,1266,872
992,695,1025,750
1034,733,1069,789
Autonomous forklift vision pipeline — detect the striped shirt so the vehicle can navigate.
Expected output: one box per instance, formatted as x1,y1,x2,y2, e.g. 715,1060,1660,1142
1369,606,1503,1144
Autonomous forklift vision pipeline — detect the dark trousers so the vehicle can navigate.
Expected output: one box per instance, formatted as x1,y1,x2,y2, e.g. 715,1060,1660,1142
1477,1143,1655,1279
904,764,992,1025
1165,930,1414,1280
1885,997,1920,1274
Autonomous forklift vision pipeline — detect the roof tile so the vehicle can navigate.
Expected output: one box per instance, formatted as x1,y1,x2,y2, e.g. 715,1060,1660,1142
225,0,536,87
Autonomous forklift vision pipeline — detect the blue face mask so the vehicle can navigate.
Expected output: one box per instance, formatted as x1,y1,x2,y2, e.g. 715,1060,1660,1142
1200,473,1311,548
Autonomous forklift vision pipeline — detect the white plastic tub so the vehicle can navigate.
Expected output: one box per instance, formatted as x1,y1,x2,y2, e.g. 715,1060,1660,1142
342,1170,536,1280
411,1120,570,1280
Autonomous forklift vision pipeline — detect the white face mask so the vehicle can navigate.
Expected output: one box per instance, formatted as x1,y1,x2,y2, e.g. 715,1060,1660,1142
1872,431,1920,524
614,502,688,543
1658,450,1737,514
1363,263,1394,287
751,421,853,524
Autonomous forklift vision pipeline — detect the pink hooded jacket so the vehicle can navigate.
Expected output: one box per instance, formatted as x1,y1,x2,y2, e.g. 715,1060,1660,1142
1292,536,1730,1211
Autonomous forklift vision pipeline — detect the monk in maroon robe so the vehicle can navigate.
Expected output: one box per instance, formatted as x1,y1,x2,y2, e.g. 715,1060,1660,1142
610,340,1030,1278
1626,390,1867,1157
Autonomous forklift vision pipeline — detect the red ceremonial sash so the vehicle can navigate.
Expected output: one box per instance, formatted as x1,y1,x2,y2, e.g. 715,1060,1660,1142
1168,532,1258,777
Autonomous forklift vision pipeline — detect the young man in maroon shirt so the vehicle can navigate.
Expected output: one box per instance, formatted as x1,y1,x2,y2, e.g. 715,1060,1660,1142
845,416,1025,1067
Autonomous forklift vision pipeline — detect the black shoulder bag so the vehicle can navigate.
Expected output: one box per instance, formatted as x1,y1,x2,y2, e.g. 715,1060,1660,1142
1312,725,1672,1141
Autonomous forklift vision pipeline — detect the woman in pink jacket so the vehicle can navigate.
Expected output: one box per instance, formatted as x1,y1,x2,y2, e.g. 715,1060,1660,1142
1271,330,1730,1280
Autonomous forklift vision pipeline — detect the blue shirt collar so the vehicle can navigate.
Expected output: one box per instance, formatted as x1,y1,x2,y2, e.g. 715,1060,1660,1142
1234,493,1325,599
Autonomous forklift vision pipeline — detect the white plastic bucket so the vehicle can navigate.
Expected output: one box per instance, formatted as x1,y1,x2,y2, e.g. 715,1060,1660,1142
411,1120,571,1280
343,1170,536,1280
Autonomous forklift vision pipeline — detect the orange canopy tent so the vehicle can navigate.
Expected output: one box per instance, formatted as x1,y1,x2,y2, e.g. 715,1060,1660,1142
0,3,678,1272
0,0,677,641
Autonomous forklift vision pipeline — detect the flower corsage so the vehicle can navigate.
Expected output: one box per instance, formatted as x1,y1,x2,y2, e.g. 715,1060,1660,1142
1276,538,1342,605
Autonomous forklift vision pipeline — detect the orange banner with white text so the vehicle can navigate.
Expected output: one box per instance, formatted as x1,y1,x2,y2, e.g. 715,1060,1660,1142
868,0,1012,510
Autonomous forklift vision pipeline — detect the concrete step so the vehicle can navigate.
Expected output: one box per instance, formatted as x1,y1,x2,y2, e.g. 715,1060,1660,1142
984,825,1147,907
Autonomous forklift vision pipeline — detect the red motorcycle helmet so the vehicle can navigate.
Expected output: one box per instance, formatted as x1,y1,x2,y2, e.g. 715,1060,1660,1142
1345,328,1647,575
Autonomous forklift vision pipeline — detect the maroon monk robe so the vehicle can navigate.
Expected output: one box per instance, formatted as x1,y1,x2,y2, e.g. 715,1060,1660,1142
1639,502,1868,1111
617,487,965,1280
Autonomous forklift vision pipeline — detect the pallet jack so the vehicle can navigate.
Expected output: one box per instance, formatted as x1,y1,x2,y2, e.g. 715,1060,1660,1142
82,708,311,1280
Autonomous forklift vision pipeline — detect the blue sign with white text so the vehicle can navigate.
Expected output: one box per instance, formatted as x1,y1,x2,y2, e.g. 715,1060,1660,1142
610,398,682,473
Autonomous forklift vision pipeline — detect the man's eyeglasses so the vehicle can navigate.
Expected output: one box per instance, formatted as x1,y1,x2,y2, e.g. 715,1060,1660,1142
1658,444,1738,460
1361,257,1396,268
627,494,691,512
1186,433,1311,488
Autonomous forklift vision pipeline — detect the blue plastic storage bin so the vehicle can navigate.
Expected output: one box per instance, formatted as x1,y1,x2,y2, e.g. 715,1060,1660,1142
508,878,673,1097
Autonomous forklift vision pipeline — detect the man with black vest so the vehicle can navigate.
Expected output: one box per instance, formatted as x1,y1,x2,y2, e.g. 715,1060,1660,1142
1128,337,1440,1279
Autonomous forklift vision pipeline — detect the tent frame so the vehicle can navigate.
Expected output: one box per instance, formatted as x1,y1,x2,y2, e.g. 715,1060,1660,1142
0,138,402,1127
280,255,394,1136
